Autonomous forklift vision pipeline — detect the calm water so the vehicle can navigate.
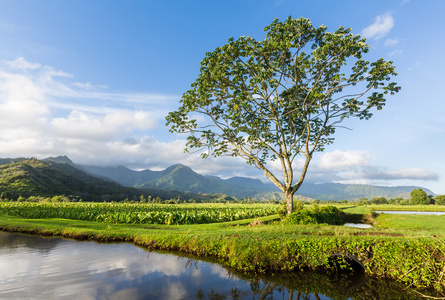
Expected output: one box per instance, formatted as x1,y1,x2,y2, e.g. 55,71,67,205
0,231,421,299
344,223,372,228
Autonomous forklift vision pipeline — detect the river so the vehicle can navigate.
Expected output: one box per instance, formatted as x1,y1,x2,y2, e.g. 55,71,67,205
0,231,422,299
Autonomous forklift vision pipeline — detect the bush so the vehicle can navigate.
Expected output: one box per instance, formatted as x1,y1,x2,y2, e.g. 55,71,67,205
316,206,345,225
285,209,317,225
285,206,345,225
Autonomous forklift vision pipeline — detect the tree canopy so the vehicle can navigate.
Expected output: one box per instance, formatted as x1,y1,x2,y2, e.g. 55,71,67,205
410,188,430,205
166,17,400,214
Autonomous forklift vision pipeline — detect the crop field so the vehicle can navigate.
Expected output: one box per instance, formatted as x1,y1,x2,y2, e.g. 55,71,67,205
0,202,280,225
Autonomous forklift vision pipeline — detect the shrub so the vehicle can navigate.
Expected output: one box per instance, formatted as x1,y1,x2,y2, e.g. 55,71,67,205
285,209,317,225
285,206,345,225
316,206,345,225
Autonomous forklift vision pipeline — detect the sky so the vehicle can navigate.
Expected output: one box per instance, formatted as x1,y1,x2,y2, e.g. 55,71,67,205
0,0,444,194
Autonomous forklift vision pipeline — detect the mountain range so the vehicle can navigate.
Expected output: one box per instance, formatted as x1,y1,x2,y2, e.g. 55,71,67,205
0,156,435,201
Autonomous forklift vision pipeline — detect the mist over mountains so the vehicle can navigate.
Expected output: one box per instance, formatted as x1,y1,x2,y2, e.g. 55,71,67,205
0,156,435,201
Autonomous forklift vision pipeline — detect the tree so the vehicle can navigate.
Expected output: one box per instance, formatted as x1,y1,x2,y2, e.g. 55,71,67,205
388,197,403,205
410,188,430,205
166,17,400,214
370,197,388,205
434,195,445,205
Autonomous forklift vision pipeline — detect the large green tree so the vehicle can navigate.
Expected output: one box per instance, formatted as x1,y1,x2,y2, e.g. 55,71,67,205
410,188,430,205
166,17,400,214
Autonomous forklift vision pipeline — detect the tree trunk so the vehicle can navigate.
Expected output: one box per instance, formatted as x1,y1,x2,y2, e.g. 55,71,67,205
285,189,295,215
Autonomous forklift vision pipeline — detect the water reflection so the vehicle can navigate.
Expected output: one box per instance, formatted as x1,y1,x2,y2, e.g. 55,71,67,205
344,223,372,228
0,231,424,299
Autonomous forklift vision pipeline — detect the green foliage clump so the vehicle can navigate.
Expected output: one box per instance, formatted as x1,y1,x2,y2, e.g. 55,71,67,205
285,206,344,225
370,197,388,205
410,188,431,205
388,197,403,205
357,198,369,206
434,195,445,205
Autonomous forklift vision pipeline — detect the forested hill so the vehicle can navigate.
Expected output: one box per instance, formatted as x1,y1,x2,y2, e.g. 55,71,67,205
0,158,142,201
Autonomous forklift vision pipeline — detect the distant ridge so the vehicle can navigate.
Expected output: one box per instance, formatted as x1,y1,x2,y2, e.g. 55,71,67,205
81,163,264,198
0,156,435,201
295,183,435,201
78,157,436,200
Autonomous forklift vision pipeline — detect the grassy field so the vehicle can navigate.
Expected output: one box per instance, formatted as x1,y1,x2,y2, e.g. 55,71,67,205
0,202,444,294
365,204,445,212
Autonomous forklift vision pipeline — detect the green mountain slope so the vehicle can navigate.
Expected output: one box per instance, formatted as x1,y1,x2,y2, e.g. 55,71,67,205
0,159,142,201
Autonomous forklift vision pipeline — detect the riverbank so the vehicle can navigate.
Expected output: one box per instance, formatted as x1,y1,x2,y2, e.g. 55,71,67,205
0,209,444,294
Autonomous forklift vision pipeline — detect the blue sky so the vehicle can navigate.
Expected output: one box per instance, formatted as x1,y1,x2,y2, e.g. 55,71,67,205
0,0,444,194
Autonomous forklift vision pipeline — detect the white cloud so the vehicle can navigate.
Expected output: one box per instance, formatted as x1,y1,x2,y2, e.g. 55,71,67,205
105,111,156,131
388,49,403,57
384,38,399,46
332,178,372,185
384,168,439,181
0,57,177,161
73,82,108,90
0,71,49,130
302,150,439,186
318,150,372,171
6,57,41,70
50,110,157,141
51,111,124,140
328,166,439,184
362,12,394,40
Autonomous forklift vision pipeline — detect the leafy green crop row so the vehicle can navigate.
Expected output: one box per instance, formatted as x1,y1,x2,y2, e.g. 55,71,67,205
0,202,280,225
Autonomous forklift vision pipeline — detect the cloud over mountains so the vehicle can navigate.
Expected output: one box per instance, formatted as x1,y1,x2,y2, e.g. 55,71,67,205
0,57,439,188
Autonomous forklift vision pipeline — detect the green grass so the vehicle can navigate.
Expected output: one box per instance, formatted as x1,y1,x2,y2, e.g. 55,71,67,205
1,202,445,293
375,213,445,236
340,206,373,214
368,204,445,212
